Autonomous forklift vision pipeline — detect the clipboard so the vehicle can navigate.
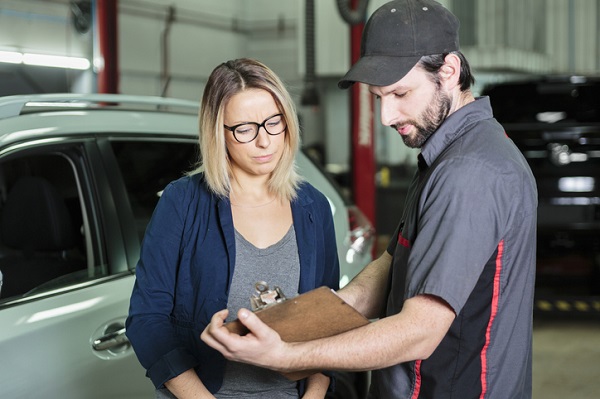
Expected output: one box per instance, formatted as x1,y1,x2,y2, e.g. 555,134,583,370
224,286,369,380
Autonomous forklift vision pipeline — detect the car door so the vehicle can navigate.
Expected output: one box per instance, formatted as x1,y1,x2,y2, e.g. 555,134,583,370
0,139,154,399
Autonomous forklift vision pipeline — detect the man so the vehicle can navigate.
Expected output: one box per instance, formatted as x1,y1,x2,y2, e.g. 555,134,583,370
202,0,537,397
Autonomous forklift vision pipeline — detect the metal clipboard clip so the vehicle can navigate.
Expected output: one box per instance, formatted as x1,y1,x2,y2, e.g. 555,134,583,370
250,281,287,311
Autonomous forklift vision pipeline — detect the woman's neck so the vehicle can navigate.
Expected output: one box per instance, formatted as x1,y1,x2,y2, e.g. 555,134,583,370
229,178,276,207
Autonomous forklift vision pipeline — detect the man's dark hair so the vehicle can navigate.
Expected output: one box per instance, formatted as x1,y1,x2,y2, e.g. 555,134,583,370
418,51,475,91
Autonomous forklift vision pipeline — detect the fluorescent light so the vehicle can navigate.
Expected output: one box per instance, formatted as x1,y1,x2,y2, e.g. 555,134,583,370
0,50,23,64
23,53,90,70
0,50,90,70
536,111,566,123
558,177,595,193
551,197,600,205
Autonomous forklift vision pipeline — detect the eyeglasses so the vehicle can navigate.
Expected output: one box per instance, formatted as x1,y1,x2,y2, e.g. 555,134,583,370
224,113,286,143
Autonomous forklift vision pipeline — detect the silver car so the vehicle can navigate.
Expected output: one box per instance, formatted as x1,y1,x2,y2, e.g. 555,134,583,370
0,94,373,399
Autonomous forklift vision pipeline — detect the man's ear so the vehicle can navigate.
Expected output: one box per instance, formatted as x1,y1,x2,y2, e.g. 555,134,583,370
439,53,461,90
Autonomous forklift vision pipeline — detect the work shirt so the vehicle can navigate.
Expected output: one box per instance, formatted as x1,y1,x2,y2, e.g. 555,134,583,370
126,173,340,393
371,97,537,399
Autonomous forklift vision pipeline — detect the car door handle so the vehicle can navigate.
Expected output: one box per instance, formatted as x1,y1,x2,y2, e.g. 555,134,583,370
92,327,129,351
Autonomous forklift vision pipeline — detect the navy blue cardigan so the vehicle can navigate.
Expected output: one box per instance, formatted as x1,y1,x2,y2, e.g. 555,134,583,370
126,173,340,392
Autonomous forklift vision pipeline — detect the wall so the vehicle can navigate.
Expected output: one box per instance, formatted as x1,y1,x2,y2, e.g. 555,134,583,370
118,0,300,101
0,0,92,94
0,0,88,58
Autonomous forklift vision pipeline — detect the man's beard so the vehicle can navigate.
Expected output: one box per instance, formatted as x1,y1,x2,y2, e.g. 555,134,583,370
398,89,452,149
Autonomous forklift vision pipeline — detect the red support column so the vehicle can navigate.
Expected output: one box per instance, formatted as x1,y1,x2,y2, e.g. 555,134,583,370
96,0,119,94
350,7,376,232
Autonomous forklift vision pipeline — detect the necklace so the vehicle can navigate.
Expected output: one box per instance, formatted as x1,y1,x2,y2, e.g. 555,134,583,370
230,196,277,208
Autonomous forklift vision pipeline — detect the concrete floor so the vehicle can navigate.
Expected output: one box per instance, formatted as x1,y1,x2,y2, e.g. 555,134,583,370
533,318,600,399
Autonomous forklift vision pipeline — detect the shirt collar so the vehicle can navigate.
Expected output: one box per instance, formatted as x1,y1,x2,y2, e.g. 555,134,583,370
419,96,494,167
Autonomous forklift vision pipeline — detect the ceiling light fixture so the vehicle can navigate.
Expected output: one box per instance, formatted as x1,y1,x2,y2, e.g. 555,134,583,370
0,50,23,64
0,50,90,70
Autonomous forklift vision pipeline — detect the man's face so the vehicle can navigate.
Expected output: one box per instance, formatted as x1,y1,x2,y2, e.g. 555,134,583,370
370,65,451,148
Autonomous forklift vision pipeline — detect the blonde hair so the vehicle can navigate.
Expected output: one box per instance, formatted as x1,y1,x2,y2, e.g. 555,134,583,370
190,58,302,200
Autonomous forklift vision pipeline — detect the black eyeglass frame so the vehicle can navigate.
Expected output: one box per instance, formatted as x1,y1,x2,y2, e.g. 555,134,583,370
223,113,286,143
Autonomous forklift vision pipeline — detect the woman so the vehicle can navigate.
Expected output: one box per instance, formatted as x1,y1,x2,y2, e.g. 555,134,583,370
126,58,339,399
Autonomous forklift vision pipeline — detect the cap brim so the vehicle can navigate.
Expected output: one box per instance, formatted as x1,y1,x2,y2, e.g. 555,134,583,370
338,54,422,89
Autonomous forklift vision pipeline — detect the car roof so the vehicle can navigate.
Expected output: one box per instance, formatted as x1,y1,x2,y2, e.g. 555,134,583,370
0,93,199,119
0,93,200,145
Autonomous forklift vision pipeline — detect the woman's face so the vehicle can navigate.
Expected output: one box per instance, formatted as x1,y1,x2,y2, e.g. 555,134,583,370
223,88,286,180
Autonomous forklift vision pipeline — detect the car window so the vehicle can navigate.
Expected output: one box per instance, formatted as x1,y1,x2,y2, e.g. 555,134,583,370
0,150,99,302
110,139,199,241
484,80,600,124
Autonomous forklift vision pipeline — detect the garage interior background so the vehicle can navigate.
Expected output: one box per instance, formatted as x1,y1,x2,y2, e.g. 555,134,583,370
1,0,598,195
1,1,599,186
1,1,600,398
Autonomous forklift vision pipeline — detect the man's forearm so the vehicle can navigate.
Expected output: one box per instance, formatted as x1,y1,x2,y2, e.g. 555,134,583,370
285,315,406,373
201,293,455,378
284,295,455,373
338,251,392,319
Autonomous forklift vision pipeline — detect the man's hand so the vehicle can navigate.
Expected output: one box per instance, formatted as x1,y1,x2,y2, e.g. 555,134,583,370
201,308,293,371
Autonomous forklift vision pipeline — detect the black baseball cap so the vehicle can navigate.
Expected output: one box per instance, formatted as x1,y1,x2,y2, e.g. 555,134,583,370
338,0,460,89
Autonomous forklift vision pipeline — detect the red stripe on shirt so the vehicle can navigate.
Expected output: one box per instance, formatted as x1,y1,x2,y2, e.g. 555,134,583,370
411,359,422,399
479,240,504,399
398,233,411,248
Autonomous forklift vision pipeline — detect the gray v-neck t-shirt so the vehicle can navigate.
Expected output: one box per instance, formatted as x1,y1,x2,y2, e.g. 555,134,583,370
216,225,300,399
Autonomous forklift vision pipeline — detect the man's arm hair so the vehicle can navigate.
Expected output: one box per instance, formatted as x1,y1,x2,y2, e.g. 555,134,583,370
338,251,392,319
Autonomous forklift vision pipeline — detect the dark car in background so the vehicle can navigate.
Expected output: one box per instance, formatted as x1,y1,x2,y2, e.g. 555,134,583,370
482,76,600,312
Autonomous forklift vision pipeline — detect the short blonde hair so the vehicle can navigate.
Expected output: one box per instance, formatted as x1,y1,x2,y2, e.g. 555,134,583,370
190,58,302,200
